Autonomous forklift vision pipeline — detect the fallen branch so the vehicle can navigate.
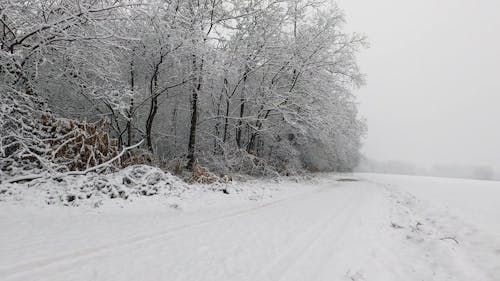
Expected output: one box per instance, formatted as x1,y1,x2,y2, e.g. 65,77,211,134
440,236,459,244
3,140,144,184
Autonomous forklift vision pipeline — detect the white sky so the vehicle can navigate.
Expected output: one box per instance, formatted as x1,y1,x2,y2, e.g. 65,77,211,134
335,0,500,167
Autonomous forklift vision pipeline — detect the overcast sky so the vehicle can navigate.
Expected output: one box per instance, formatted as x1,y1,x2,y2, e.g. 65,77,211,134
335,0,500,167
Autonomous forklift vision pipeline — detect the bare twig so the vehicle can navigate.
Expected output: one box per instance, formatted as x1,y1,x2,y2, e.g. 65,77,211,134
440,236,459,244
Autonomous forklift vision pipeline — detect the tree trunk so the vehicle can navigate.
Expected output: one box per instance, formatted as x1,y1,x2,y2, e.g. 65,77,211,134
186,87,198,169
126,57,135,147
171,101,178,156
213,93,223,154
213,77,228,154
223,98,230,143
247,108,271,154
235,67,249,148
145,73,158,153
186,55,203,170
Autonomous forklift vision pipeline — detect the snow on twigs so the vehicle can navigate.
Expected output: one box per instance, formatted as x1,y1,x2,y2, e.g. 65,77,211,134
0,165,188,207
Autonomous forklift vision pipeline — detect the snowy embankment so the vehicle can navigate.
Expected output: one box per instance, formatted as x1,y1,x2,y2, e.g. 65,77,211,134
0,165,189,207
361,173,500,279
0,172,498,281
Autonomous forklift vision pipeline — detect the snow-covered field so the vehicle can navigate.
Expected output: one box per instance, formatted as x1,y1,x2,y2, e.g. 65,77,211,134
0,173,498,281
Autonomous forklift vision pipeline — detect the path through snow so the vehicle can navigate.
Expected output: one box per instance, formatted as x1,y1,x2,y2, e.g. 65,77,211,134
0,174,497,281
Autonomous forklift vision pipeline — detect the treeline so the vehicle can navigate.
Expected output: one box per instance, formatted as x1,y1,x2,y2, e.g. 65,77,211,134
0,0,366,179
356,158,499,181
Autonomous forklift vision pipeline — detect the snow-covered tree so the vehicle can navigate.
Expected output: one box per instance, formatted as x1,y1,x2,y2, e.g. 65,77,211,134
1,0,367,180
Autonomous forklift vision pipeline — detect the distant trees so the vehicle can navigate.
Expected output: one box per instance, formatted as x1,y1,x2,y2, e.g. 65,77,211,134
1,0,367,179
356,158,498,181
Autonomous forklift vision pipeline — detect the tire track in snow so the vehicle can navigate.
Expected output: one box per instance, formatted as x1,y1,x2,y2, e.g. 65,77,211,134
261,188,361,280
264,184,369,281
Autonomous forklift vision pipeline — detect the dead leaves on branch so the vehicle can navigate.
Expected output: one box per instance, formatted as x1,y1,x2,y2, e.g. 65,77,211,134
1,91,144,181
185,160,231,185
43,116,121,171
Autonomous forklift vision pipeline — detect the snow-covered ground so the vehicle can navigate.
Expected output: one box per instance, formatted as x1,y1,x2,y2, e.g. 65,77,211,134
361,173,500,280
0,173,498,281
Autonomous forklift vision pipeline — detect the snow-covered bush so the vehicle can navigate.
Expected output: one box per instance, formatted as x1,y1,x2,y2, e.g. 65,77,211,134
0,165,188,206
1,89,56,180
225,150,281,177
189,160,225,184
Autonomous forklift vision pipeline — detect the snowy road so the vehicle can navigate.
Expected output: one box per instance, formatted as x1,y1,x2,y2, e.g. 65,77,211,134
0,175,497,281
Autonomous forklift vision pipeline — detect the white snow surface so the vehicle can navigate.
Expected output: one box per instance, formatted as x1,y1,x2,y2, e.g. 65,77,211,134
0,173,499,281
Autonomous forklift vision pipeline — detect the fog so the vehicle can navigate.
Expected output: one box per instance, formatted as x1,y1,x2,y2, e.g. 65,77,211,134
335,0,500,177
